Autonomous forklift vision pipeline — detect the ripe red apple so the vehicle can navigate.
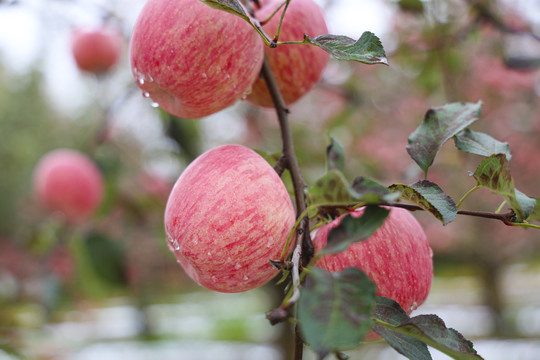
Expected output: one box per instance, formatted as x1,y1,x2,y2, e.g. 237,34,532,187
71,26,123,74
129,0,264,119
33,149,104,223
311,207,433,314
164,144,296,293
246,0,329,107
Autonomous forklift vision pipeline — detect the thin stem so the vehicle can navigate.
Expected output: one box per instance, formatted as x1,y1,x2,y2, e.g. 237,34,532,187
456,185,481,209
273,0,291,42
494,201,507,214
259,0,286,25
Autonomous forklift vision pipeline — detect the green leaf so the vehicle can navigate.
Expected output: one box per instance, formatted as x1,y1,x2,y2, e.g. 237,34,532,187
371,297,432,360
454,129,511,160
200,0,249,20
304,31,388,65
373,297,484,360
351,177,401,204
299,267,376,358
530,198,540,222
83,233,127,287
407,101,482,176
473,154,536,221
398,0,424,13
307,169,360,207
326,136,346,172
322,205,390,255
389,180,457,225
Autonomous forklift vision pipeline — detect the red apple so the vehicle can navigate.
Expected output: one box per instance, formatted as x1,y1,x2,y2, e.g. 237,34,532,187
129,0,264,119
246,0,329,107
311,207,433,314
33,149,104,223
71,26,123,74
164,144,296,293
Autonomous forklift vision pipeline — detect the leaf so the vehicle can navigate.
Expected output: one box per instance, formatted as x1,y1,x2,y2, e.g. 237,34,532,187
407,101,482,176
307,169,360,207
351,177,401,204
199,0,249,21
389,180,457,225
473,154,536,221
454,129,511,160
326,136,345,172
298,267,376,358
398,0,424,13
373,297,484,360
323,205,390,255
83,233,127,287
304,31,388,65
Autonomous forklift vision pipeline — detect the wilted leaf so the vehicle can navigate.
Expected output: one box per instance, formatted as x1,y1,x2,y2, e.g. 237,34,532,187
473,154,536,221
308,170,360,206
454,129,511,160
407,101,482,176
299,267,376,358
373,297,484,360
351,177,400,204
304,31,388,65
389,180,457,225
326,137,346,172
323,205,390,255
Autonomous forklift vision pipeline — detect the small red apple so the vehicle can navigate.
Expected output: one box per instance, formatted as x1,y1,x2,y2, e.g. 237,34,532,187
164,144,296,293
246,0,329,107
129,0,264,119
311,207,433,314
71,26,123,74
33,149,104,223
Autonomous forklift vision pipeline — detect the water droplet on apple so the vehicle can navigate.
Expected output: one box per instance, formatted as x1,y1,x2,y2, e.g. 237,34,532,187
151,102,160,108
211,275,218,283
235,263,241,270
201,73,208,80
226,257,232,263
410,301,418,311
207,251,212,256
266,236,274,248
241,87,252,100
138,78,145,85
142,91,150,98
225,73,231,80
243,275,249,281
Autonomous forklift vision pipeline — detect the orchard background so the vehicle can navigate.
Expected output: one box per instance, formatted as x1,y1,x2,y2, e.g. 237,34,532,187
1,0,540,359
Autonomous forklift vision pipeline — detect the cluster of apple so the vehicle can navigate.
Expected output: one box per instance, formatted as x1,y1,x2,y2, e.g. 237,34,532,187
33,0,434,320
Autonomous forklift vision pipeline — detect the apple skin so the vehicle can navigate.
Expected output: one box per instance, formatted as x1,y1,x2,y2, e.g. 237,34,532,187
311,207,433,314
71,27,123,74
129,0,264,119
246,0,329,107
33,149,104,223
164,144,296,293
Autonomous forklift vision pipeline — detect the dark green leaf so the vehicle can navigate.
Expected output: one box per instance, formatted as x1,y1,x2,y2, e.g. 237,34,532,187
398,0,424,13
407,101,482,176
371,297,432,360
389,180,457,225
326,137,346,172
323,205,390,255
307,170,360,207
84,233,127,287
199,0,249,20
454,129,511,160
373,297,483,360
351,177,400,204
299,267,376,357
304,31,388,65
473,154,536,221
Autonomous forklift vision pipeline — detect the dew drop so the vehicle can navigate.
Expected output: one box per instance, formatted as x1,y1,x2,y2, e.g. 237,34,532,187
138,77,145,85
410,301,419,311
201,73,208,80
235,263,242,270
193,235,198,245
207,251,212,256
243,275,249,281
225,73,231,80
151,102,160,108
211,275,218,283
142,91,150,98
226,257,232,263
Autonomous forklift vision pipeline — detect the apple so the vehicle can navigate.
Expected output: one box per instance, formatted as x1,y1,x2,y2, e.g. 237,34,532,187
311,207,433,314
164,144,296,293
33,149,104,223
71,26,123,74
246,0,330,107
129,0,264,119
